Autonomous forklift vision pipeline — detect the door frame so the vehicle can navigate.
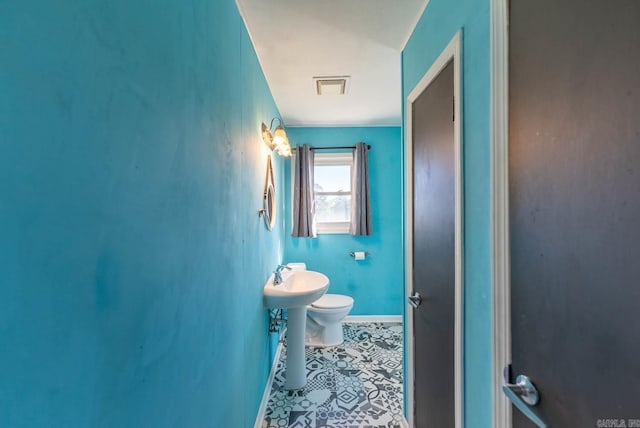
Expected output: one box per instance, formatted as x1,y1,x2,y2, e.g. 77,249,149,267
490,0,511,427
404,30,463,428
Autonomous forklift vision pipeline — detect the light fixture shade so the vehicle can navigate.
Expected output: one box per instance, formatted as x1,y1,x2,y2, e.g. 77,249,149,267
261,118,292,157
277,143,292,157
273,126,289,148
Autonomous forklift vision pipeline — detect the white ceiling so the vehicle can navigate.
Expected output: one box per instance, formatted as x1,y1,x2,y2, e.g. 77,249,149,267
236,0,428,127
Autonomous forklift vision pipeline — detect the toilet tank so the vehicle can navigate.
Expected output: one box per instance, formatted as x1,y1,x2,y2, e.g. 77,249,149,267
286,262,307,271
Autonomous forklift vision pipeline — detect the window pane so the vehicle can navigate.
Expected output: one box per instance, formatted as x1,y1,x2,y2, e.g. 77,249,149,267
316,195,351,223
314,165,351,193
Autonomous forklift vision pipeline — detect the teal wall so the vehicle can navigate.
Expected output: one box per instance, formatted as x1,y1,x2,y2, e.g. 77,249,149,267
0,0,283,426
402,0,492,426
284,127,403,316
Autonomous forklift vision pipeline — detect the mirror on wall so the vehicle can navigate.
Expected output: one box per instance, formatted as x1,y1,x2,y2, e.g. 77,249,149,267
260,155,276,231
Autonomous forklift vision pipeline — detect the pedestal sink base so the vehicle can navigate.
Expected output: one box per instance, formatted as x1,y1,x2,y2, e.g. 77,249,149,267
262,269,330,390
284,307,307,390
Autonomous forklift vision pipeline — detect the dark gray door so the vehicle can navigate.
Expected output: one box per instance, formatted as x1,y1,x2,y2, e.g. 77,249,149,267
412,60,455,427
509,0,640,425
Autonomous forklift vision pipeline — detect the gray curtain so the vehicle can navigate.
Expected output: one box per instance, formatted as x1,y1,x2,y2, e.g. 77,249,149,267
292,144,316,237
350,142,373,235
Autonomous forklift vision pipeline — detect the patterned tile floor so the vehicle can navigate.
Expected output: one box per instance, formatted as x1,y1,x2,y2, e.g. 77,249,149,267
262,322,404,428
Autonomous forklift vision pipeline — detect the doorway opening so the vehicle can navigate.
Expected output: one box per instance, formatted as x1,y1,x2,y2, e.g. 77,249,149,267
404,31,464,428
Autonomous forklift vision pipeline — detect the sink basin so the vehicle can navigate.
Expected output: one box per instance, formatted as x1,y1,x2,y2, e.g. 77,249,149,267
263,270,330,309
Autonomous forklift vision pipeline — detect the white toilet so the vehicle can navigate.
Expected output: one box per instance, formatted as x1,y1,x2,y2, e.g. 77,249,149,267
305,293,354,347
285,262,354,347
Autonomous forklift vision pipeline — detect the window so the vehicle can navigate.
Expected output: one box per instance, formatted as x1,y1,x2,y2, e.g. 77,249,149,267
314,152,353,234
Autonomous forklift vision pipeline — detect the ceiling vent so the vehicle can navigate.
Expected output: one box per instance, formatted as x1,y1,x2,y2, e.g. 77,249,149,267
313,76,350,95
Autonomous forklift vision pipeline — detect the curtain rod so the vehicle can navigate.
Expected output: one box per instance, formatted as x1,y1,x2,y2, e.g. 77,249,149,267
309,145,371,151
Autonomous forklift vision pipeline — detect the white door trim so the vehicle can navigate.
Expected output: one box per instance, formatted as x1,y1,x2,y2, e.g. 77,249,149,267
490,0,511,427
404,30,464,428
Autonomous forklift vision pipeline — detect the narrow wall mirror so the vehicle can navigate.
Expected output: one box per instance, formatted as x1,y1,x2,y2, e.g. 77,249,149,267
260,155,276,230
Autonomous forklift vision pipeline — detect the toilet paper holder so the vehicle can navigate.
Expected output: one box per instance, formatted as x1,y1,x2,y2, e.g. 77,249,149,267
349,252,370,258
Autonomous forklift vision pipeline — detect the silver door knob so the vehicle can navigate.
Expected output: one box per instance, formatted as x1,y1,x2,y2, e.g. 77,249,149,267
408,291,422,308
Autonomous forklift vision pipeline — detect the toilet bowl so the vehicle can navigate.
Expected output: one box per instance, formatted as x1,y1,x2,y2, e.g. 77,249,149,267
305,294,354,347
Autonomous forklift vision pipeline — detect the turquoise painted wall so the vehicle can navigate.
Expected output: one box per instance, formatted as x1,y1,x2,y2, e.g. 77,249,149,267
402,0,492,426
283,127,403,316
0,1,283,426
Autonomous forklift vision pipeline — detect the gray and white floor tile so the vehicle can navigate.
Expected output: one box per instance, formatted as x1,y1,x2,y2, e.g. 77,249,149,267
263,322,404,428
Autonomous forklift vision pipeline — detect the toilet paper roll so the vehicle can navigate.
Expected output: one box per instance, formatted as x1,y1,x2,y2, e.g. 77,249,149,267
353,251,366,260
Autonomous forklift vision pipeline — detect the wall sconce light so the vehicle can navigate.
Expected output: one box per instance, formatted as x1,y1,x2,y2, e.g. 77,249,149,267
262,118,292,157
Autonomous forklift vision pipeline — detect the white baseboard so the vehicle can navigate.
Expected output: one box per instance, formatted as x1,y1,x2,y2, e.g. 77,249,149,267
254,332,286,428
345,315,403,323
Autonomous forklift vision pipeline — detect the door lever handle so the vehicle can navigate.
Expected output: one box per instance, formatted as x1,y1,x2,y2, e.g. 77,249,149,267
408,291,422,308
504,374,539,406
502,369,546,428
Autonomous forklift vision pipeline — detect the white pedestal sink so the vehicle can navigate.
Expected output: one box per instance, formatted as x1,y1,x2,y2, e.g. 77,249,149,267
263,270,329,389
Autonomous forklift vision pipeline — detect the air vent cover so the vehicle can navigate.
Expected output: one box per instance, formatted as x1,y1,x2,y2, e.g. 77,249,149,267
313,76,350,95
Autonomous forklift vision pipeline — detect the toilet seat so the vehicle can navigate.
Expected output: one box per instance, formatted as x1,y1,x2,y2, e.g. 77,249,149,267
310,294,354,310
